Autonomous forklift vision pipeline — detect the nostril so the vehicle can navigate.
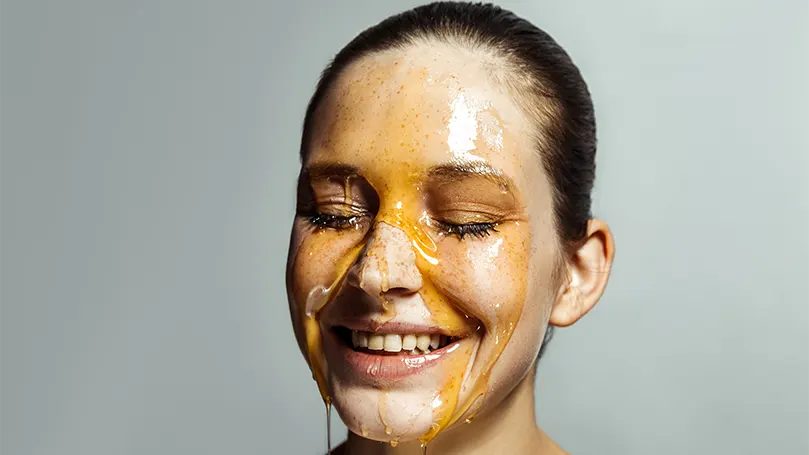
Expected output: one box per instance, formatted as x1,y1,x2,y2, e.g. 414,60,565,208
385,286,416,295
345,263,362,288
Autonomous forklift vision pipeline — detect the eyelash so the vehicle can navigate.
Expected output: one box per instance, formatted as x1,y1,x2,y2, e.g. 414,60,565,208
307,213,361,230
305,212,499,240
436,221,499,240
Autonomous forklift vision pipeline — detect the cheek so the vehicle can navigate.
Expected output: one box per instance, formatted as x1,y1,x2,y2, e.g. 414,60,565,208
425,221,542,421
485,221,561,390
428,222,530,328
287,221,366,348
427,220,559,414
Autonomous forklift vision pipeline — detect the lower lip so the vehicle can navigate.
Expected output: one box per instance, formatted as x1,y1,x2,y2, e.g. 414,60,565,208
326,329,461,381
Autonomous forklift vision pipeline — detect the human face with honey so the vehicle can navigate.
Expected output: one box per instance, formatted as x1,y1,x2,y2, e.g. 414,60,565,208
287,46,584,444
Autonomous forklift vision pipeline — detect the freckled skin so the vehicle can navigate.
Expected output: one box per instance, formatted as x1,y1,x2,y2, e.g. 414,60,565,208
287,43,561,444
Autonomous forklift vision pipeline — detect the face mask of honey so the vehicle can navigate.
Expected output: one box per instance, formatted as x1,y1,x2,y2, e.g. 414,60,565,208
286,45,561,447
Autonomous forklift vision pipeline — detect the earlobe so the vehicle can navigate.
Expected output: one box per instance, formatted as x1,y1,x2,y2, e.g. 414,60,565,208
549,219,615,327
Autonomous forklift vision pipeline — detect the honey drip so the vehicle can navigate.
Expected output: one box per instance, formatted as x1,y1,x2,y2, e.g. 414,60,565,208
343,175,353,201
378,393,393,436
415,234,521,443
419,314,520,444
378,289,397,323
302,244,365,403
326,401,332,455
417,337,473,445
377,202,467,334
372,187,522,444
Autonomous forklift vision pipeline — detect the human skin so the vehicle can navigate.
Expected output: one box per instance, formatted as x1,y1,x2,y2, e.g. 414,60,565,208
286,41,614,454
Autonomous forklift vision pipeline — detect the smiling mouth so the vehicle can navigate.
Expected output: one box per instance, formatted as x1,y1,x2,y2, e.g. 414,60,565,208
334,326,460,355
326,324,472,381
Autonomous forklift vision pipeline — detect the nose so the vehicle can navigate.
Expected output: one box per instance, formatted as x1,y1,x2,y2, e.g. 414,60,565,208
348,222,423,297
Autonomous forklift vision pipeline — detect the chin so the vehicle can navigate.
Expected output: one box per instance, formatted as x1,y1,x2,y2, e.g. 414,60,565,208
322,323,481,442
332,385,436,442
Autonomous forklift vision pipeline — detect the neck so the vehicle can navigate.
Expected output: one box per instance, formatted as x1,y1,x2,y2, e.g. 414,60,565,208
338,368,565,455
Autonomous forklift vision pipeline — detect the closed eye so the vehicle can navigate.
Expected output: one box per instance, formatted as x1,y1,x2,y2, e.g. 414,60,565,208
436,221,498,240
307,213,362,230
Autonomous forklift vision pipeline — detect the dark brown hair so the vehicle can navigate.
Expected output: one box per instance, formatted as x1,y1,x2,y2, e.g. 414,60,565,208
300,2,599,358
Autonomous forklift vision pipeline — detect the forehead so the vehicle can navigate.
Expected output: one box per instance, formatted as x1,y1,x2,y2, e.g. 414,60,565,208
307,43,539,189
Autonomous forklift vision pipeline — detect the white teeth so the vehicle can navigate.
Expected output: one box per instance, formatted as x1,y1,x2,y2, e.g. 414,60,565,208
430,334,440,349
416,334,431,352
367,334,384,350
349,330,452,353
402,334,417,351
383,334,403,352
351,331,369,348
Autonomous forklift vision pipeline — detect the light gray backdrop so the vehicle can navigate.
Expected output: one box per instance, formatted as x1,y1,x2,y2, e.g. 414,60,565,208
2,0,807,454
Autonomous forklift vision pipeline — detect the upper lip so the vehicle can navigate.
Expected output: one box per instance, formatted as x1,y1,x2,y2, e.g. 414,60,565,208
329,319,472,337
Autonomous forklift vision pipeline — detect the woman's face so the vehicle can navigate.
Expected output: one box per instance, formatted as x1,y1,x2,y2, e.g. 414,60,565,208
287,45,562,443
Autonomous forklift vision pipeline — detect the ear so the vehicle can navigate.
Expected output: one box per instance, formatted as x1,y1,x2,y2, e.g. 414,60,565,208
549,219,615,327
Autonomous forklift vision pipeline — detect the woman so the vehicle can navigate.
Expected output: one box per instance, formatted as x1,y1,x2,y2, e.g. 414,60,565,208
286,2,615,453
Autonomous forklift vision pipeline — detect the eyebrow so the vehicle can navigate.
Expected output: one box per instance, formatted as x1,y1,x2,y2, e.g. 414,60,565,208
303,160,517,191
304,163,361,180
427,161,517,191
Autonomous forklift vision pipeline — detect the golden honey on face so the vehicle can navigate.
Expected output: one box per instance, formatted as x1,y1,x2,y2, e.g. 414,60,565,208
286,43,561,444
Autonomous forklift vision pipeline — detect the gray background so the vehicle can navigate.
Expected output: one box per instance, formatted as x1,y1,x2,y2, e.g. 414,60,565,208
2,0,807,454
